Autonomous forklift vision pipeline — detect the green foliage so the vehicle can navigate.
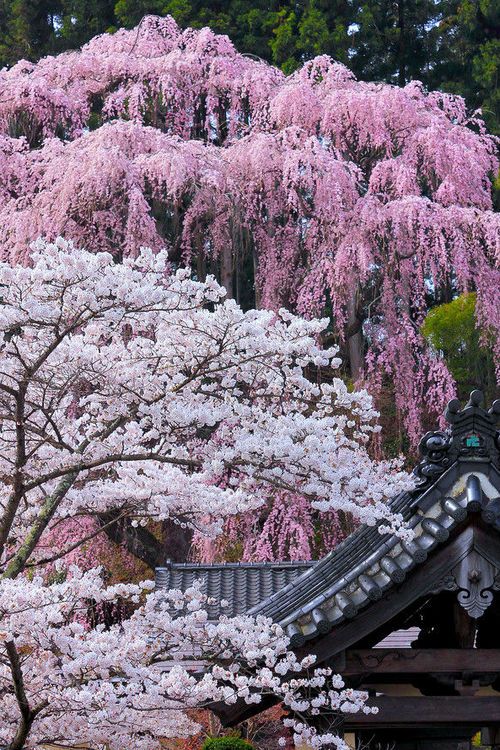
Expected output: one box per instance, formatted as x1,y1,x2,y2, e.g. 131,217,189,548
201,738,255,750
160,0,193,27
114,0,160,28
433,0,500,134
269,9,298,72
0,0,117,65
472,38,500,134
0,0,61,65
422,293,497,401
350,0,443,86
58,0,117,48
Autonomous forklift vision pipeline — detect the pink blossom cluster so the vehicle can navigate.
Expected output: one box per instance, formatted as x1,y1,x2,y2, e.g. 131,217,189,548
0,17,497,441
0,15,281,144
192,497,347,564
36,515,143,579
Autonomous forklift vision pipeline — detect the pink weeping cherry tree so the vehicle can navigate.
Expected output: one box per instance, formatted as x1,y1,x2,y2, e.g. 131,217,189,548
0,16,498,448
0,14,497,564
0,240,410,748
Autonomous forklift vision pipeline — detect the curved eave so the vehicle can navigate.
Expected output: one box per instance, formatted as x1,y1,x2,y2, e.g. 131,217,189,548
252,460,500,647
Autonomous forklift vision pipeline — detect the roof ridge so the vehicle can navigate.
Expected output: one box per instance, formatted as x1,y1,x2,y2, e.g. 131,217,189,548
158,559,314,570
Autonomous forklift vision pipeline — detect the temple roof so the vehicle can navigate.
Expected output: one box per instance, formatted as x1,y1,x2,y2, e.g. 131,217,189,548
155,392,500,643
155,560,313,618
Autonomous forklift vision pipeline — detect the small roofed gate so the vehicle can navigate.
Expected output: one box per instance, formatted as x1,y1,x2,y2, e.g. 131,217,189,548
156,392,500,750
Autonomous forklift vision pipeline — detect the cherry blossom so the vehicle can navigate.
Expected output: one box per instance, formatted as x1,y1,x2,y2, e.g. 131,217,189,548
0,239,409,746
0,570,373,749
0,17,497,441
0,14,496,742
0,239,409,580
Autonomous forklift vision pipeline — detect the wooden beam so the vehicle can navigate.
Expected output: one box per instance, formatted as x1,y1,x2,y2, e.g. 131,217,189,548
344,697,500,728
334,649,500,675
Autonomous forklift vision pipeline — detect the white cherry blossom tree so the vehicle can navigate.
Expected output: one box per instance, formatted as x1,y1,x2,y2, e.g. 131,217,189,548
0,239,408,748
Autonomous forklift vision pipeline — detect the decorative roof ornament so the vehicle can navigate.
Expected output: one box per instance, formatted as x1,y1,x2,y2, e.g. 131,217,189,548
415,390,500,487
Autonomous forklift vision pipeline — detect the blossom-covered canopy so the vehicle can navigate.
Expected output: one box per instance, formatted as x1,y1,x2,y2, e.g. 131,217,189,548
0,16,498,442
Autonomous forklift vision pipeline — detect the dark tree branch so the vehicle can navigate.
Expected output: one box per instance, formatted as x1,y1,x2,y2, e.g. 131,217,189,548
6,640,33,750
0,385,27,560
99,511,165,570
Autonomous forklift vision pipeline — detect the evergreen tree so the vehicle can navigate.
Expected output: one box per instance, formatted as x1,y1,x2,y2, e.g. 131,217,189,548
349,0,444,86
0,0,61,65
269,0,350,72
435,0,499,134
58,0,117,48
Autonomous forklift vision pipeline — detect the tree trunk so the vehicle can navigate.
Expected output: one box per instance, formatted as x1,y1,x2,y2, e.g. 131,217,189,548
397,0,406,87
196,248,207,283
221,243,233,299
6,640,34,750
99,511,164,571
346,287,364,382
253,249,261,309
161,519,193,562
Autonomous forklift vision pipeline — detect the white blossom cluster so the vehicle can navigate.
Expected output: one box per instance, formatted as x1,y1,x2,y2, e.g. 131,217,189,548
0,239,410,746
0,239,410,571
0,570,373,749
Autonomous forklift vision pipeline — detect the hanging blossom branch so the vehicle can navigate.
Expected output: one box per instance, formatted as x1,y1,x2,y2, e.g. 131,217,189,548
0,16,498,444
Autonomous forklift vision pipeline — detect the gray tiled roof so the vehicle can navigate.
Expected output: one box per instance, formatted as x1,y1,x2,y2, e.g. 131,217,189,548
250,392,500,644
155,560,313,618
155,393,500,643
251,468,500,642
